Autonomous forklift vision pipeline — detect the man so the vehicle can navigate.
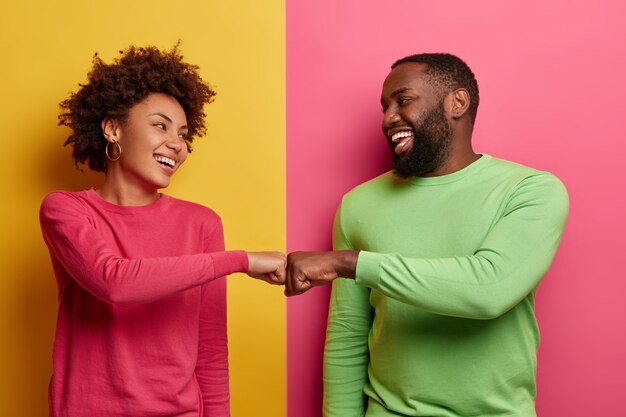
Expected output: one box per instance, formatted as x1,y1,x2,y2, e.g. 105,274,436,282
286,53,568,417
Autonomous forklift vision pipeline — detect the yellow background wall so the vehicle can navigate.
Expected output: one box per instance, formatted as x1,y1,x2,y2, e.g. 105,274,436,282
0,1,285,416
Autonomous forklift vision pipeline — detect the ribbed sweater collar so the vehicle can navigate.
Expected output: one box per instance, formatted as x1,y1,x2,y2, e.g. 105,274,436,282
405,154,491,186
84,188,171,214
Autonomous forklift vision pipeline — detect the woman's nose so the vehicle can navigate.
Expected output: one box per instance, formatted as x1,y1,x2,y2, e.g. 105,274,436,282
166,135,184,152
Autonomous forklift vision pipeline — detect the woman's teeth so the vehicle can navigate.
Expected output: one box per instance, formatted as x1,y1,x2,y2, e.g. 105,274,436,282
155,155,175,168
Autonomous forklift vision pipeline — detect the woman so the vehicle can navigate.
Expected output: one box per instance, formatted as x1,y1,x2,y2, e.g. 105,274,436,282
39,45,285,417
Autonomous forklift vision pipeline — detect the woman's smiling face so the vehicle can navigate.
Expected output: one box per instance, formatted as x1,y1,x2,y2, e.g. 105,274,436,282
103,92,189,192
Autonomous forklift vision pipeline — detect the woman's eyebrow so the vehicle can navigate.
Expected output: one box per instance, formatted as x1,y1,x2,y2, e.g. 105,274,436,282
149,112,187,129
149,112,173,123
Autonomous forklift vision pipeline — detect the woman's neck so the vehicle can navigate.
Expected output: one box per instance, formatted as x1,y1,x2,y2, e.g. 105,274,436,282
97,176,161,206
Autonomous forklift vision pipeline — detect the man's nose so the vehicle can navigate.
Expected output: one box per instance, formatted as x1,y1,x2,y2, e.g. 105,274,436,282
383,107,401,127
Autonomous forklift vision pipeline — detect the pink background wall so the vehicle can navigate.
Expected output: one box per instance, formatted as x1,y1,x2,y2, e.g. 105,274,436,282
286,1,626,416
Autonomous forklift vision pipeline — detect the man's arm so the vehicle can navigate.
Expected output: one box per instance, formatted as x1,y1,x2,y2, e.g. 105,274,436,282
287,174,569,319
323,204,372,417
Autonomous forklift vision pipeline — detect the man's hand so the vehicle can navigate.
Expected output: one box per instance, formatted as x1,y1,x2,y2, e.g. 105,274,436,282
285,251,359,296
246,252,287,285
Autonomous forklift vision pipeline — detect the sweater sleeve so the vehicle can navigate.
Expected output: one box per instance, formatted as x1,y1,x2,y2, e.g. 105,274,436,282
196,220,230,416
323,203,372,417
355,173,569,319
39,192,248,306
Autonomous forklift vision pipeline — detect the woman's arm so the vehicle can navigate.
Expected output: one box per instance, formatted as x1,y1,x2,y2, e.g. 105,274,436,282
40,192,283,305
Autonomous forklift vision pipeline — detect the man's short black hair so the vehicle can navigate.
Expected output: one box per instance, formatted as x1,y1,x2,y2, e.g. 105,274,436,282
392,53,479,124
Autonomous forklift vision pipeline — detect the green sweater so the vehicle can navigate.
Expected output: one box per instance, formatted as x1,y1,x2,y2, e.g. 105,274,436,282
324,155,569,417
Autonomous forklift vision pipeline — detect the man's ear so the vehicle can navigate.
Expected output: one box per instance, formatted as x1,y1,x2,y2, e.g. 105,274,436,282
448,88,470,120
101,117,121,143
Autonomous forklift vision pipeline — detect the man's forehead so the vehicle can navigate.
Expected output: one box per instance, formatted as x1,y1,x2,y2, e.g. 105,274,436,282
382,63,432,96
385,62,429,84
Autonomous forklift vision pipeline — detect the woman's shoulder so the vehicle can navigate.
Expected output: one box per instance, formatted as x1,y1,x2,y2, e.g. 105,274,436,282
39,190,98,229
164,195,222,221
40,189,93,211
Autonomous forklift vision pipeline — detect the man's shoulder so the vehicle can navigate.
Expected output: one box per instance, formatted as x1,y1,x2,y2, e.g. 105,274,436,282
485,155,542,175
341,171,397,202
349,170,398,192
484,156,566,191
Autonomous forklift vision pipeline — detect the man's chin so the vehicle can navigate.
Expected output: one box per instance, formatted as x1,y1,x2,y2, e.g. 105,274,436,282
392,156,435,178
392,169,412,179
392,162,420,178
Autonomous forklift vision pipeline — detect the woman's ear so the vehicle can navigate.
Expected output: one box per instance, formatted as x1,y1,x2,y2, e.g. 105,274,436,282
101,117,121,143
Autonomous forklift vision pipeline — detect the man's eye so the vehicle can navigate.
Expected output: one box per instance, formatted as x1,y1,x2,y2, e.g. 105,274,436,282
399,98,411,105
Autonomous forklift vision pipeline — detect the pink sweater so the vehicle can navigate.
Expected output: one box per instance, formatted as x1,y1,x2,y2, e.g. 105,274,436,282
39,189,248,417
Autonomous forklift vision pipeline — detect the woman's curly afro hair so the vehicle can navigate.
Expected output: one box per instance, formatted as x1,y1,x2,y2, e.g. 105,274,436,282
59,43,215,172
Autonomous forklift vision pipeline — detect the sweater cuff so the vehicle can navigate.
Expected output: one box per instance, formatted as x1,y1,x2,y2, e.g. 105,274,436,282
211,250,249,277
354,251,384,288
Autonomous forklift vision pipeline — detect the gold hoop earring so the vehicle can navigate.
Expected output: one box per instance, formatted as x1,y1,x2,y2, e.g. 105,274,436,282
105,140,122,161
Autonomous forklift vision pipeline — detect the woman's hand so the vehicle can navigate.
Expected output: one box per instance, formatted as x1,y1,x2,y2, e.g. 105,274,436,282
246,252,287,285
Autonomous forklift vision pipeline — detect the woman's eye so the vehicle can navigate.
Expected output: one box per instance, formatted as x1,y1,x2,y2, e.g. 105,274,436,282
154,123,165,130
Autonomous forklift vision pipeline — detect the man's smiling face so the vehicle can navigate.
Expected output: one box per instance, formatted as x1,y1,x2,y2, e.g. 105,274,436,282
380,62,453,177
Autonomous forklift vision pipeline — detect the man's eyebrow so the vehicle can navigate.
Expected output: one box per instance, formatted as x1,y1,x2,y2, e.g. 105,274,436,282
390,87,412,97
381,87,413,104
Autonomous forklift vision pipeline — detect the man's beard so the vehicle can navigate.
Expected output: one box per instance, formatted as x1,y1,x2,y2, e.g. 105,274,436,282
390,103,453,178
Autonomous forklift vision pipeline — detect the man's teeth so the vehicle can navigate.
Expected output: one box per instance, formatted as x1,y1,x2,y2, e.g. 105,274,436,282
391,131,413,142
155,155,175,168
